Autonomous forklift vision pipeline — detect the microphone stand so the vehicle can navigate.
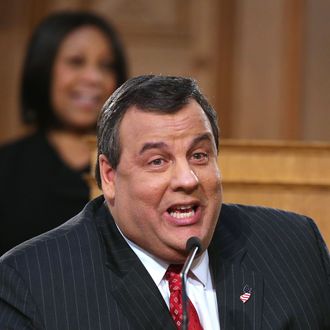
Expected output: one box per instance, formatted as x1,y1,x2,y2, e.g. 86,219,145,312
181,241,200,330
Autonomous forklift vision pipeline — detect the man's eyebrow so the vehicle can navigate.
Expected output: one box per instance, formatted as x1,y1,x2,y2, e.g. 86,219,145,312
189,133,214,149
139,142,168,155
139,133,213,155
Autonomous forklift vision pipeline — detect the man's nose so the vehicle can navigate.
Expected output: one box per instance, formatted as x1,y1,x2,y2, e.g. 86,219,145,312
170,160,199,192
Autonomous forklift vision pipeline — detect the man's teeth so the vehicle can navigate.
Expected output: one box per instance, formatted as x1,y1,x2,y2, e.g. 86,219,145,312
169,206,195,219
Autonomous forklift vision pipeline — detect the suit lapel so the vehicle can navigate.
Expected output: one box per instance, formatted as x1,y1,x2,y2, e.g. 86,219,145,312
94,200,176,330
209,205,264,330
110,261,175,329
211,260,264,330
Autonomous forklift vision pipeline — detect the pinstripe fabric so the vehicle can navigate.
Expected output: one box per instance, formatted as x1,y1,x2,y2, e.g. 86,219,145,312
209,204,330,329
0,197,174,330
0,196,329,329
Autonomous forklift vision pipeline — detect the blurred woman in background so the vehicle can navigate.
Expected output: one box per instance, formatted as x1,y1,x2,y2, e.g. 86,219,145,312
0,11,128,255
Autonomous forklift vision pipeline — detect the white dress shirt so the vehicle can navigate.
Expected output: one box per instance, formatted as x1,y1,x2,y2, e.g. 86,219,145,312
119,230,221,330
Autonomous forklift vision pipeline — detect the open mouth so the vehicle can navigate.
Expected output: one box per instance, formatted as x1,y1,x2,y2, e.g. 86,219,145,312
167,204,199,219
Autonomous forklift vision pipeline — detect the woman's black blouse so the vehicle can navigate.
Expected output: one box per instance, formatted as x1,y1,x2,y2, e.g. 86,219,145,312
0,133,90,255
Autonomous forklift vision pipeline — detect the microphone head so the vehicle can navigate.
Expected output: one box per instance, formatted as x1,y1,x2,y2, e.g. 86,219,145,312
185,236,202,254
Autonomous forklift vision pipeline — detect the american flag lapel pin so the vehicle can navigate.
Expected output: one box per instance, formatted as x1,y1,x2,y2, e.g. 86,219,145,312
240,284,252,303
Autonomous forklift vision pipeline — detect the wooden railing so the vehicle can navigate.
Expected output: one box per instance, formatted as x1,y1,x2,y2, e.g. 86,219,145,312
87,138,330,247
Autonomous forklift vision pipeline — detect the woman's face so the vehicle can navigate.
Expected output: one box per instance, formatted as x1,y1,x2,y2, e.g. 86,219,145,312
51,25,117,132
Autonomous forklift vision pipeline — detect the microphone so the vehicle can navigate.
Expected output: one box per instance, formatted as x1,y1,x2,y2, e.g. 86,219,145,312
181,237,202,330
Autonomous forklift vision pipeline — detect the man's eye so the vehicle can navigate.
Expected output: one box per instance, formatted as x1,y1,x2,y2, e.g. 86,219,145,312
149,158,164,166
192,152,208,161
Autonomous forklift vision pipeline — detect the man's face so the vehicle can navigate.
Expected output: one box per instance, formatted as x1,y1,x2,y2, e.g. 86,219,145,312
100,100,223,263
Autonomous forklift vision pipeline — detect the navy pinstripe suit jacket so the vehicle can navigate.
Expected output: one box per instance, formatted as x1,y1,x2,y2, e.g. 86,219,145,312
1,195,329,329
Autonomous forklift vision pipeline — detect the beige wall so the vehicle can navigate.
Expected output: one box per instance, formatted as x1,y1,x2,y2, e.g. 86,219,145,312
0,0,329,144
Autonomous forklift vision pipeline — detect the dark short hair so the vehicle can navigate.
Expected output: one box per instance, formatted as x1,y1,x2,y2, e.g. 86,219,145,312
95,75,219,187
21,10,128,130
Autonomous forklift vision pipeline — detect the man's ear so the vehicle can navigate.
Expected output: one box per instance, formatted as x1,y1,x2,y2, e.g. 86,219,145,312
99,154,116,201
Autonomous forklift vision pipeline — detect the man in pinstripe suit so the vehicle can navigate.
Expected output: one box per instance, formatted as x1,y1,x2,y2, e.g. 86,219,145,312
1,75,329,329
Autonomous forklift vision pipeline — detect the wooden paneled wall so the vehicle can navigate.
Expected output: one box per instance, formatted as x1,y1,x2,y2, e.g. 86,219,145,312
0,0,330,144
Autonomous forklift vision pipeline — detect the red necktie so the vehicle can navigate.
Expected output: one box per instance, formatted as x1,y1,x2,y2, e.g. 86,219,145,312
165,264,203,330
